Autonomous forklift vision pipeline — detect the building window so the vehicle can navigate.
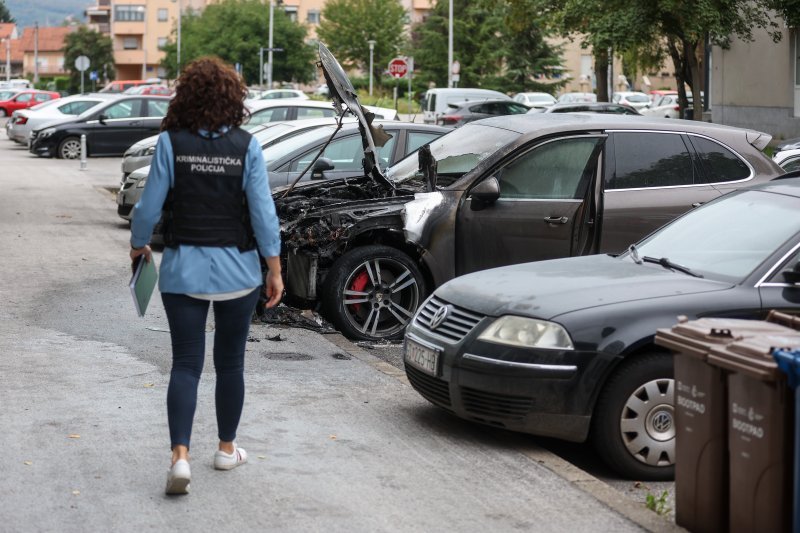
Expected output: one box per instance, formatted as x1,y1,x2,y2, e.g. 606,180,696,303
284,6,298,22
114,5,145,22
158,8,168,22
123,37,139,50
307,10,320,24
157,37,168,48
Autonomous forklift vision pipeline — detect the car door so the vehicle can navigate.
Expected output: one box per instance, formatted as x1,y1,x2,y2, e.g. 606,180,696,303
90,98,147,155
600,131,721,254
10,92,33,112
455,134,605,276
142,98,169,136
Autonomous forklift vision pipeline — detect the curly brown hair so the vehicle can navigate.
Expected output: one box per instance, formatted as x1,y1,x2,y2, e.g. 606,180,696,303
162,56,248,133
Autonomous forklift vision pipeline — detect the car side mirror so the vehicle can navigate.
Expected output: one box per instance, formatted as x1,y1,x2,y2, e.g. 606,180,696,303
311,157,335,179
98,113,107,124
782,262,800,285
469,176,500,210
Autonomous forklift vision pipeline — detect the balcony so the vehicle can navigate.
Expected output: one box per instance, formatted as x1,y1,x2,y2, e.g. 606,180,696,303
114,49,145,65
114,22,145,35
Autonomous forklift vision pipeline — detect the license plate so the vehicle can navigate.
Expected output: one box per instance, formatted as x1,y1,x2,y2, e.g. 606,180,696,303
405,338,440,376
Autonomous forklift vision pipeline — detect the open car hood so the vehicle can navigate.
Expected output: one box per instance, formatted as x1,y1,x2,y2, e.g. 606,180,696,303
318,42,394,189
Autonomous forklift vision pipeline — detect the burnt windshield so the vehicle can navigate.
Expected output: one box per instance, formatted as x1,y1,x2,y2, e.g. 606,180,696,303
386,123,519,187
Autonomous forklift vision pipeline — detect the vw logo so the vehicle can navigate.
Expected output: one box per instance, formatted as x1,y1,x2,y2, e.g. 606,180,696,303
652,411,673,433
429,305,450,330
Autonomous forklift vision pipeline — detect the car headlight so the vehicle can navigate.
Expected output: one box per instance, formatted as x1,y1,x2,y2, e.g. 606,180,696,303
478,316,574,350
135,177,148,188
38,127,56,139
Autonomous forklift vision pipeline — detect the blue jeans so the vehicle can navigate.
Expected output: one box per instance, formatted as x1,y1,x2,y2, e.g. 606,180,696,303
161,290,260,449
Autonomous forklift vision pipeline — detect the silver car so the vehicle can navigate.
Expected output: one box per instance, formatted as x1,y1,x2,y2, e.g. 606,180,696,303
6,94,116,144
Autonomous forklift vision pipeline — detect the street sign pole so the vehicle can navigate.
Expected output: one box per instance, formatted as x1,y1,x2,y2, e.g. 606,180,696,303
74,56,90,95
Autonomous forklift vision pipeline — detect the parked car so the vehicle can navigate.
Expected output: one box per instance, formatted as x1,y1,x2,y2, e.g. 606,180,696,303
29,96,171,159
6,94,116,144
272,44,784,343
246,99,398,125
256,89,309,100
640,93,698,119
123,85,174,96
0,89,60,117
0,78,33,90
436,99,530,127
557,92,597,103
403,178,800,480
264,122,448,187
535,102,641,115
774,148,800,172
99,79,160,93
611,91,651,110
513,92,557,108
776,136,800,152
422,88,510,124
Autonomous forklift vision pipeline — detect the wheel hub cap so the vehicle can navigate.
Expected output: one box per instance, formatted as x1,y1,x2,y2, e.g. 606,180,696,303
619,378,676,467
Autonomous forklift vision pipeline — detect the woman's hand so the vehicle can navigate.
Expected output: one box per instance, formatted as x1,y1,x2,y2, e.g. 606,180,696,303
130,245,152,266
264,270,284,308
263,256,283,308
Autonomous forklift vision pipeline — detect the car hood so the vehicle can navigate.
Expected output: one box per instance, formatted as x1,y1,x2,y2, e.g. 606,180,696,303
34,116,79,132
435,255,734,320
317,42,393,189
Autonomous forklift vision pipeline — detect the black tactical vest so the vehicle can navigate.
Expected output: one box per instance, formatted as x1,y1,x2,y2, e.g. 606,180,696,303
162,128,256,251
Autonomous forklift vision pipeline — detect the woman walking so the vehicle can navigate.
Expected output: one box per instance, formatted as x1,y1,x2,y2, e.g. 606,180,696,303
129,57,283,495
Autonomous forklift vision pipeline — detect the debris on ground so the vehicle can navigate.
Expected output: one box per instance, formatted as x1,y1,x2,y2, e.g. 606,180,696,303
255,304,336,333
267,333,284,342
247,336,261,343
356,340,403,350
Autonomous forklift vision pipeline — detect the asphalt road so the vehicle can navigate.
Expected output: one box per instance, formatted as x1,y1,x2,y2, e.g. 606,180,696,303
0,124,676,532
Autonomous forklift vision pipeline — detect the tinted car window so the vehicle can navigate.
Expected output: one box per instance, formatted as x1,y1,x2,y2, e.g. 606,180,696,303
296,106,336,119
782,157,800,173
501,103,529,114
250,107,288,124
34,93,51,102
103,99,144,119
16,93,32,103
148,99,169,117
407,132,441,154
609,132,696,189
689,136,751,183
290,133,397,171
497,137,601,199
58,101,97,115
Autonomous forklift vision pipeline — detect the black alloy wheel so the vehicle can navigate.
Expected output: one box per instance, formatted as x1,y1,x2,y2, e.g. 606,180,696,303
591,352,675,481
58,136,82,160
322,245,425,341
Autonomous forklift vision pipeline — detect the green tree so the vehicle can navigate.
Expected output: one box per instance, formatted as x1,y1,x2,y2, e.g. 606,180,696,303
63,26,115,93
317,0,407,86
412,0,564,93
160,0,316,85
0,1,13,23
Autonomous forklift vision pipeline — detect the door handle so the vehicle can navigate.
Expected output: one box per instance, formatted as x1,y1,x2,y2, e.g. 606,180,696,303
691,202,704,208
130,121,142,126
544,216,569,224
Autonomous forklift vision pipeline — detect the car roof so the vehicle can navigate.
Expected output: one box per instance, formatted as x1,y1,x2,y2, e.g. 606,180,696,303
247,98,331,111
475,113,769,143
747,176,800,197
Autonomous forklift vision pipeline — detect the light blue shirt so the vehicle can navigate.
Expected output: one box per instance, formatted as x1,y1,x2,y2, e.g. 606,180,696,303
130,130,281,295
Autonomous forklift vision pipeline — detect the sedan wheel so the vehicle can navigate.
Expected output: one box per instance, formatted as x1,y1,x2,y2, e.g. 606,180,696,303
58,137,82,160
322,245,425,341
591,352,675,480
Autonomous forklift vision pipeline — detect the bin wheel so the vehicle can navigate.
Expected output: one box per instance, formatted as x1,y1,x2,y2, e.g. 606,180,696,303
592,352,675,481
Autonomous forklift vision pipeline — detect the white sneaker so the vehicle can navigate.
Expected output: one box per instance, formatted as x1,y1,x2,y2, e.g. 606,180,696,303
165,459,191,495
214,445,248,471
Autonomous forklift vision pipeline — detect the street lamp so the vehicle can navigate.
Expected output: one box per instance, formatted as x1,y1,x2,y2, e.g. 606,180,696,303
367,39,376,96
2,38,9,83
171,0,182,75
138,6,148,79
447,0,453,88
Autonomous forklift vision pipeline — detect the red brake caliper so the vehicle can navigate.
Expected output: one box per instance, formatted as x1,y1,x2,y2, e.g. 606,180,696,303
348,270,370,313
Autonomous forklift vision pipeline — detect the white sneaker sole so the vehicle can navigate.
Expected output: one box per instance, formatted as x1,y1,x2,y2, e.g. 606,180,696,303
165,475,190,495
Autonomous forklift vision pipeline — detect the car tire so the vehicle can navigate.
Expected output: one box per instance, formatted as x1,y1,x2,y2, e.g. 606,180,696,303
591,352,675,481
322,245,425,341
58,136,82,160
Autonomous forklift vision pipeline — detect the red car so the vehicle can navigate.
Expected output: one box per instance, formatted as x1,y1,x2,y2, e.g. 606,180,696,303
0,90,60,117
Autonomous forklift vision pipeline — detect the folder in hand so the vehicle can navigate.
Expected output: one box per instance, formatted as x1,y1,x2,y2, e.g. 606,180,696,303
130,255,158,317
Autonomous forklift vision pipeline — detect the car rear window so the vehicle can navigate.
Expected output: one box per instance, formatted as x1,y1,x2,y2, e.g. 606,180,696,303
688,136,751,183
609,132,697,189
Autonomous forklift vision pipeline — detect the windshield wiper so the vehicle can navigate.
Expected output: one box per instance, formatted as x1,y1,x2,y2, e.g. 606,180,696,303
641,256,704,278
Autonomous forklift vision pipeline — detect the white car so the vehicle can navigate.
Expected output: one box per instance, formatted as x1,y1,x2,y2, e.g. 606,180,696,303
246,98,397,126
611,91,651,110
774,148,800,173
513,92,556,108
5,94,116,144
256,89,309,100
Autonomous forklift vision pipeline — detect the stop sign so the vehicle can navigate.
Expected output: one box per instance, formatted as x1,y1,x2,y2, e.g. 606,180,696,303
388,57,409,79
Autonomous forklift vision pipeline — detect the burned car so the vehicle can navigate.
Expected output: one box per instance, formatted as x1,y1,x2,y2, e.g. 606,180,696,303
275,44,784,342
